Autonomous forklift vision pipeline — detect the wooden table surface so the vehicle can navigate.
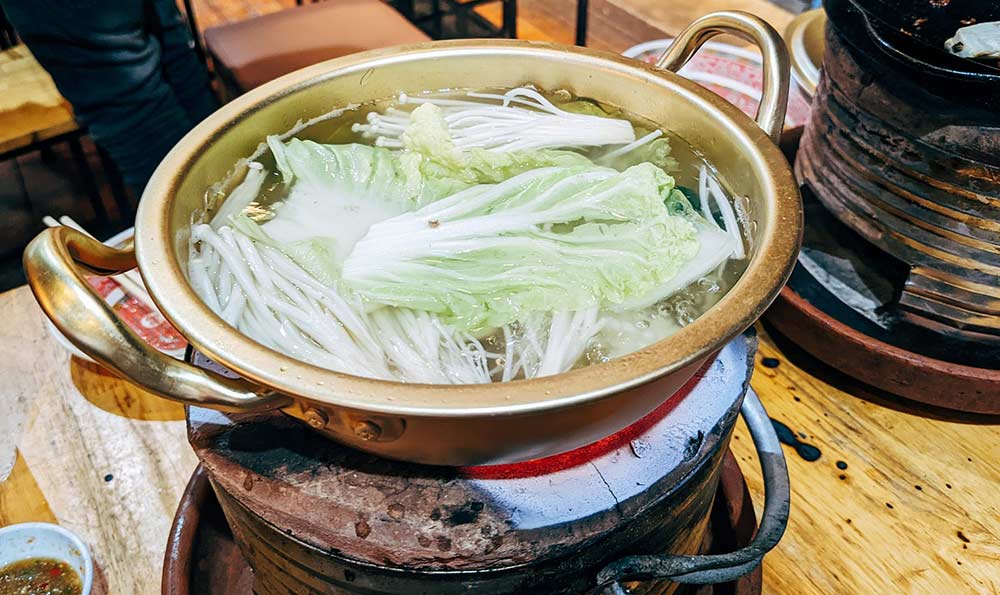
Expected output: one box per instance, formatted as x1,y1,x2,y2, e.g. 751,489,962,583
2,2,999,594
0,45,78,155
3,281,998,595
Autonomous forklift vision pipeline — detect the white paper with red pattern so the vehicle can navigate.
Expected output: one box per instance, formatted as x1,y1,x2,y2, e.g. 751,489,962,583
46,228,187,361
623,39,812,129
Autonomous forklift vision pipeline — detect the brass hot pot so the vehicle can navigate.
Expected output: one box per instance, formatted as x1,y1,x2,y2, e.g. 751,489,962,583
25,12,800,466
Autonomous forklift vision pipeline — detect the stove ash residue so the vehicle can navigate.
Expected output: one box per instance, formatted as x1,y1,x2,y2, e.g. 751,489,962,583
218,421,333,477
682,431,705,462
441,501,485,526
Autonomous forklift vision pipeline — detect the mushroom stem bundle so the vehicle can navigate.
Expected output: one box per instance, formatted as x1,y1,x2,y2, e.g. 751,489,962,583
353,87,639,152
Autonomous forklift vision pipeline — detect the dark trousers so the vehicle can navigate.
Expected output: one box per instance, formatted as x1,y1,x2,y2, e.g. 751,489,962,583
3,0,217,193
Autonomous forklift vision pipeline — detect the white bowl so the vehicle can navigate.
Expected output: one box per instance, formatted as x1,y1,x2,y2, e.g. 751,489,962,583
0,522,94,594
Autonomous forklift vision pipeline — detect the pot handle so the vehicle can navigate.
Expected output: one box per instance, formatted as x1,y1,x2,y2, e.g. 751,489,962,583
654,11,790,143
24,227,291,412
595,389,789,590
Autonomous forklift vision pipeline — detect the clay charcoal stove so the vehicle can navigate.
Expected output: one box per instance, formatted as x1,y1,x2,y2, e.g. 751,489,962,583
767,0,1000,413
161,335,789,594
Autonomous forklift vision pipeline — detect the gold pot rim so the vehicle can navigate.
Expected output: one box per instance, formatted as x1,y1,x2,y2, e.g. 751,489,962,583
135,39,801,417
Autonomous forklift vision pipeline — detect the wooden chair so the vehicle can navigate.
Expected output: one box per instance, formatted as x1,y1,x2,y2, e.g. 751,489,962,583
395,1,589,47
183,0,430,97
0,44,130,221
0,5,131,222
393,0,517,40
0,5,17,50
448,0,517,38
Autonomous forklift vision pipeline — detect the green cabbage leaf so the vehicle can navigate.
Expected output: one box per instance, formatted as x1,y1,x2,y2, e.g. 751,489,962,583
341,162,702,331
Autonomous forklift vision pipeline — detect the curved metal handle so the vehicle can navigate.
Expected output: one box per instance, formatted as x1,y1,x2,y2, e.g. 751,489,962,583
655,11,790,143
596,389,789,588
24,227,291,412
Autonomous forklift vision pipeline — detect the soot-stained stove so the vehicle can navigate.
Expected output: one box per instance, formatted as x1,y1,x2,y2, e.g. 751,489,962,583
164,334,788,594
765,6,1000,414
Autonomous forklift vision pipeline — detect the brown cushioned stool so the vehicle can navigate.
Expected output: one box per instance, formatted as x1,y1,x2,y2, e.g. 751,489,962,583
204,0,430,95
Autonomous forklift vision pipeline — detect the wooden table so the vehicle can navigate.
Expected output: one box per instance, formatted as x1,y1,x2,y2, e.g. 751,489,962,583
3,280,998,594
0,44,118,223
0,45,77,156
2,2,998,593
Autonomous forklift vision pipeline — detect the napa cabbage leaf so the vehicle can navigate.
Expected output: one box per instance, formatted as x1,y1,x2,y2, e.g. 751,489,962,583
341,162,702,331
224,129,593,282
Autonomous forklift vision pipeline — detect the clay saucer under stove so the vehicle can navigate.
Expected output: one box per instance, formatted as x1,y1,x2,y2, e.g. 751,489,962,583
768,281,1000,415
162,452,761,595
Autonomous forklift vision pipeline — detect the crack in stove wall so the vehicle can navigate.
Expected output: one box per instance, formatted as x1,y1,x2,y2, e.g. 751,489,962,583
590,462,623,516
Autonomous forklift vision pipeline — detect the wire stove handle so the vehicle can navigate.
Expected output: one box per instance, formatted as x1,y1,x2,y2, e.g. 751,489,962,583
595,388,790,591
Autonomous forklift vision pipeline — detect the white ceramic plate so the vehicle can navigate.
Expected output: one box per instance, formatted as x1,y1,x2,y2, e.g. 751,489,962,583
785,8,826,100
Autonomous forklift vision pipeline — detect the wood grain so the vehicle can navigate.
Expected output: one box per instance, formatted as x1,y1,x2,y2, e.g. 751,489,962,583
0,288,198,595
476,0,668,52
607,0,794,40
186,0,294,30
69,358,187,422
0,45,77,155
0,452,55,526
731,326,1000,594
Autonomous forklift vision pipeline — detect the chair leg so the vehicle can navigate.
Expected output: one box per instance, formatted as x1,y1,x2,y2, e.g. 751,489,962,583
576,0,589,46
96,143,132,219
397,0,415,20
66,134,107,221
10,158,33,214
456,2,469,37
39,144,58,164
503,0,517,38
431,0,442,37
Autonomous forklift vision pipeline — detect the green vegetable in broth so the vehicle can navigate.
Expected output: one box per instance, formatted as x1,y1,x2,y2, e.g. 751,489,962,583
188,87,747,384
237,123,598,278
341,163,700,332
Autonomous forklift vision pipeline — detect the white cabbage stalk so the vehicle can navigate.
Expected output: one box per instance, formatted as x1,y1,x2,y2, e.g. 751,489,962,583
701,164,746,260
342,163,701,332
209,165,267,229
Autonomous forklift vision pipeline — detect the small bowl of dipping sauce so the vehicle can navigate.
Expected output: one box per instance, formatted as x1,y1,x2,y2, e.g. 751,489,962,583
0,523,92,595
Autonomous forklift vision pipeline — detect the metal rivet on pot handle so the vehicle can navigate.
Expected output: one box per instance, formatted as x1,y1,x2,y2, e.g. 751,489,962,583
654,11,791,143
594,388,790,589
352,420,383,441
303,408,329,429
24,227,292,413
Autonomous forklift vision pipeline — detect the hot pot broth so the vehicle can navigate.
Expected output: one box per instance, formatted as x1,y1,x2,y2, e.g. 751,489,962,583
189,87,750,384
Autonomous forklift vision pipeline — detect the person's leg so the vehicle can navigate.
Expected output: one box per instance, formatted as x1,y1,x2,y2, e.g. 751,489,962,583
3,1,198,193
148,0,217,125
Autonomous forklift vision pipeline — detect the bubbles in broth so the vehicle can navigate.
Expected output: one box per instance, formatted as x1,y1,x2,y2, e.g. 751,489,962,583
189,87,750,383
